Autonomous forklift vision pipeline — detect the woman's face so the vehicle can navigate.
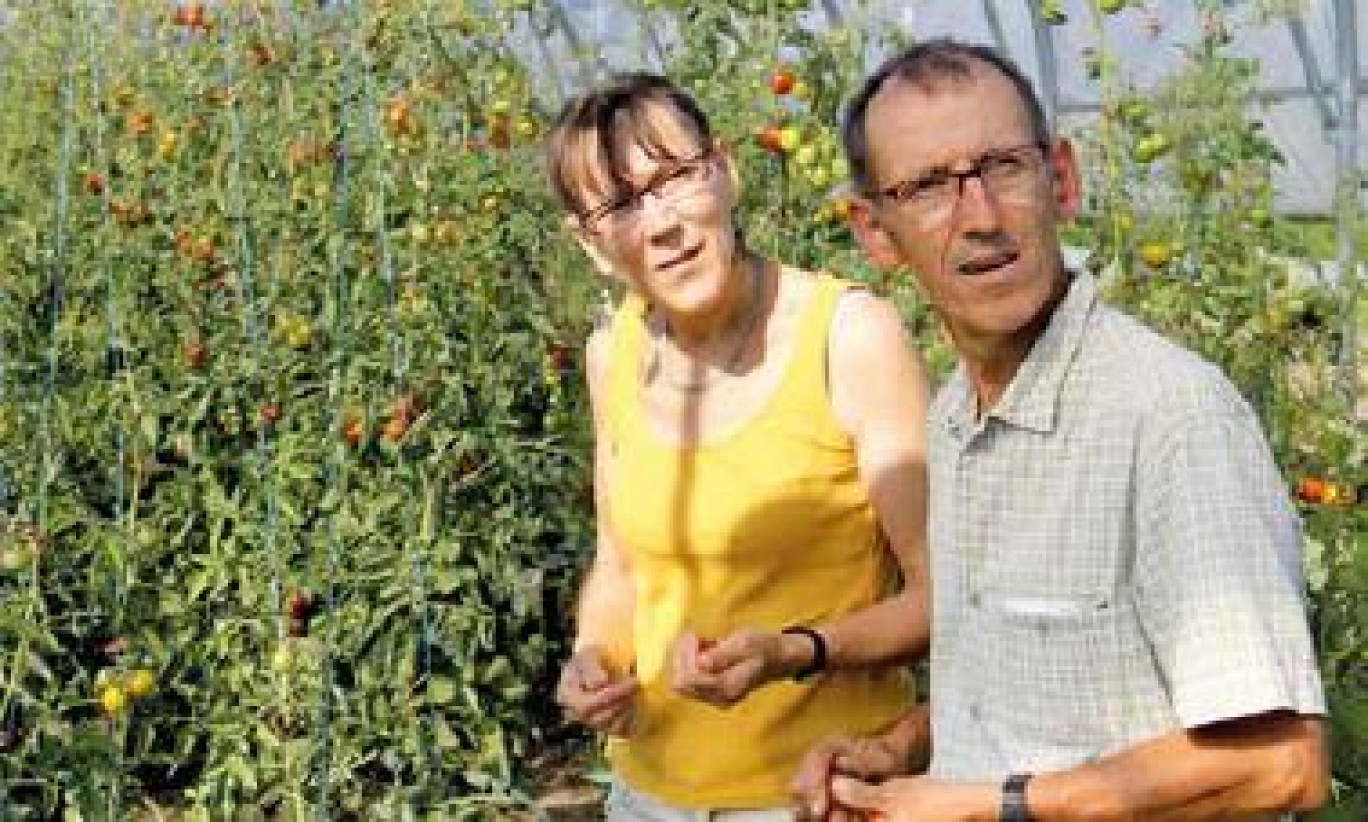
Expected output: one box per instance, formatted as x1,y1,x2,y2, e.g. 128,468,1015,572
568,101,740,321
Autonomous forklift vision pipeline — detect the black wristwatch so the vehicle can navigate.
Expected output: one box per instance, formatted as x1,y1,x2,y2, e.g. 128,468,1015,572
1000,772,1032,821
780,625,827,681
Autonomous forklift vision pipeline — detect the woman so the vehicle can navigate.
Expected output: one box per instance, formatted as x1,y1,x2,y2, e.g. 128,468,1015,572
545,72,931,818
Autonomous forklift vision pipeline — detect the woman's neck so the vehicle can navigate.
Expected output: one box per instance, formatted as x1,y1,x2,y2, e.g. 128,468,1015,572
663,252,766,357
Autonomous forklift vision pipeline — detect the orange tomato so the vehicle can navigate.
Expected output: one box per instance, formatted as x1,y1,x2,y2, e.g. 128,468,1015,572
1295,477,1327,504
769,68,796,95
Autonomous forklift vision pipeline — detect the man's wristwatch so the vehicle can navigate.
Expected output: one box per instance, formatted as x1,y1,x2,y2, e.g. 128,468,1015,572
1000,772,1032,821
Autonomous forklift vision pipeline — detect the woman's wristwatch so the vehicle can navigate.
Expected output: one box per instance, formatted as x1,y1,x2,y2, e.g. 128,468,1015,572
780,625,827,681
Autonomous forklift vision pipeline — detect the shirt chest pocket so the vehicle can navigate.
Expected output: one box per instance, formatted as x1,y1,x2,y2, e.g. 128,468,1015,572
969,590,1162,756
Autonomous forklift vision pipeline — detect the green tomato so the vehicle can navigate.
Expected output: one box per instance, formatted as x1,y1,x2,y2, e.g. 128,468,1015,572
1132,132,1171,164
1040,0,1068,24
1119,98,1149,123
0,547,28,572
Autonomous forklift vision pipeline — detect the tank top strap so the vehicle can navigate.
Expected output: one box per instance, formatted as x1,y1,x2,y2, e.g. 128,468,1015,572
767,272,857,441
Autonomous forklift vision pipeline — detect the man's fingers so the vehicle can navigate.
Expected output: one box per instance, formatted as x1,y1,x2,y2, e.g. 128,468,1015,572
790,738,847,819
791,738,841,791
834,740,897,780
830,776,881,812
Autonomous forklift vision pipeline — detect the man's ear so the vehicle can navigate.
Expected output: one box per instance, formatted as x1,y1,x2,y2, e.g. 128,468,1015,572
848,197,905,270
1047,137,1082,221
565,216,620,280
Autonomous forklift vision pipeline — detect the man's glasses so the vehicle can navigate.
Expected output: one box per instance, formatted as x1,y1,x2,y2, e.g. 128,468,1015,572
580,148,717,237
871,142,1050,225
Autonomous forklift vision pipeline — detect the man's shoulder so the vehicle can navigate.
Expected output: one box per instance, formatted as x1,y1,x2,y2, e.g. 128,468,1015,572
1077,300,1250,422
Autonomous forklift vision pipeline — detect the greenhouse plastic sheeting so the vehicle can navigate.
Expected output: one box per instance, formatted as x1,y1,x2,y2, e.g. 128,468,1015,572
525,0,1364,216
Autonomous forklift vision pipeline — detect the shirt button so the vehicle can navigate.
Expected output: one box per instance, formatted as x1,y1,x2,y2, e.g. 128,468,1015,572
968,591,981,608
969,703,983,721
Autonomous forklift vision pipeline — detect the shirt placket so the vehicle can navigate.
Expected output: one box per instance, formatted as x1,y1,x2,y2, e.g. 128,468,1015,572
960,417,989,755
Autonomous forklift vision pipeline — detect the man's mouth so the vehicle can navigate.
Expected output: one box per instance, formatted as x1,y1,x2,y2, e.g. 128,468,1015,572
956,249,1019,276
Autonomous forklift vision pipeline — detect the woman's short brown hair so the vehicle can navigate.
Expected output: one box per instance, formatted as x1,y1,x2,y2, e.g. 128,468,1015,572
544,72,713,219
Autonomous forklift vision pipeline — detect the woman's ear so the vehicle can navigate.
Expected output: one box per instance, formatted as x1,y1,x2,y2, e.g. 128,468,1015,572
565,216,620,280
713,139,740,196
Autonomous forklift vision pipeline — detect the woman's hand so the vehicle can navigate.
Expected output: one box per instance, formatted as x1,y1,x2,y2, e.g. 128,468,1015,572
667,628,812,707
555,645,638,737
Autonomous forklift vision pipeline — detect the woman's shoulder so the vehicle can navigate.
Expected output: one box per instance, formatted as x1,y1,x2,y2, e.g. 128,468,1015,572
774,265,884,317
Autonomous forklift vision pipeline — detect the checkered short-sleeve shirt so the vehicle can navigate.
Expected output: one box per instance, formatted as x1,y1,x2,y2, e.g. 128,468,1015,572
926,273,1325,780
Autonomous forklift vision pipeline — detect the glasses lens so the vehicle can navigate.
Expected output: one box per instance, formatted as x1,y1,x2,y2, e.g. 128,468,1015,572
882,143,1046,224
587,152,714,236
980,147,1041,195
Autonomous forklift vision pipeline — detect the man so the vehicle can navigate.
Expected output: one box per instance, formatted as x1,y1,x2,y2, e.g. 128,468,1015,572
792,40,1328,821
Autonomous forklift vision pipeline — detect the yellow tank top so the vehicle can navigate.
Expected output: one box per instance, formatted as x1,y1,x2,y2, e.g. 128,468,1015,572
602,273,912,808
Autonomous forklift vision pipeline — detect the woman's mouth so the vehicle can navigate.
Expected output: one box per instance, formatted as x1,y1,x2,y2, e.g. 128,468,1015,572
655,243,703,272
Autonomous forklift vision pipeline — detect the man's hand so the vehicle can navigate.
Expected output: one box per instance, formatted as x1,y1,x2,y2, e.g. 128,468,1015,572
792,735,910,820
667,628,808,707
825,775,995,822
555,645,638,737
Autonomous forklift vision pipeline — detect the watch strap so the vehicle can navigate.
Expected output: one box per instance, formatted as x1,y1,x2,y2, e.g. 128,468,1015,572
780,625,827,681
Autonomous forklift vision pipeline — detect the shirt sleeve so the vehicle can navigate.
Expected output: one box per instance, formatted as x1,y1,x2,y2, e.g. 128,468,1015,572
1133,386,1326,729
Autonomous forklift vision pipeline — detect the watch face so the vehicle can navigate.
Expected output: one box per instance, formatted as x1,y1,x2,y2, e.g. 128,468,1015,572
1001,773,1032,822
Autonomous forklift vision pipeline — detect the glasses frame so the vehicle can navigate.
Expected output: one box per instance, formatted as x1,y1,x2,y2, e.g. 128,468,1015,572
578,146,718,237
869,140,1052,223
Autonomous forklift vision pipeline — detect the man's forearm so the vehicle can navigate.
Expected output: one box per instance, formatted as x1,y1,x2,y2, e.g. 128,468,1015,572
1026,713,1328,821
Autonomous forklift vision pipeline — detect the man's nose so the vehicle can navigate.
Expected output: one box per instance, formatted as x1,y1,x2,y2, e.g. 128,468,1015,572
950,173,1006,234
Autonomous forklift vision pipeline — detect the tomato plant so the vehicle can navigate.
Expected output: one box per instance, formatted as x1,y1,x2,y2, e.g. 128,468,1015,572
0,1,1360,818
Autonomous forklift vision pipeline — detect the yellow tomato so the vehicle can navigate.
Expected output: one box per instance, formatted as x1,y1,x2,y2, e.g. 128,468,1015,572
99,685,127,716
1137,240,1173,268
285,320,312,351
126,669,156,699
157,130,178,159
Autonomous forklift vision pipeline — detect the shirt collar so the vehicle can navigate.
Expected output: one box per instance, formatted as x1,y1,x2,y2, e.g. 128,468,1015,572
940,272,1099,437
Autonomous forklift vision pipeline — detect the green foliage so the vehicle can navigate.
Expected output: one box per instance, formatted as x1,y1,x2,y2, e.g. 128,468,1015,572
0,0,1361,817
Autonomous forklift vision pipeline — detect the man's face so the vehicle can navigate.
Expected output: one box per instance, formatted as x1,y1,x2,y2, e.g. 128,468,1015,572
852,64,1080,353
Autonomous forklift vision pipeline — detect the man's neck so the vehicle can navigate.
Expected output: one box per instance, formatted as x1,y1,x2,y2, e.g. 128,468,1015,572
962,336,1038,417
955,276,1071,418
